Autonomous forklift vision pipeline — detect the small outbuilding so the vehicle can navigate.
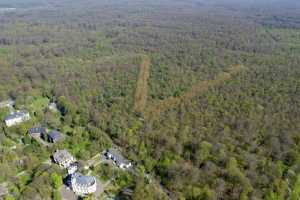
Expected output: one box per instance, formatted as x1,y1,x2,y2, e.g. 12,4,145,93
48,102,58,112
29,126,46,137
48,130,62,143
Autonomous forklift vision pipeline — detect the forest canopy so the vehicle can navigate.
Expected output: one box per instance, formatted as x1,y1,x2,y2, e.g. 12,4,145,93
0,0,300,199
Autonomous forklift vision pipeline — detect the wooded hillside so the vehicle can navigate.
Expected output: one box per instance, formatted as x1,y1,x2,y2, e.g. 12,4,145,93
0,0,300,199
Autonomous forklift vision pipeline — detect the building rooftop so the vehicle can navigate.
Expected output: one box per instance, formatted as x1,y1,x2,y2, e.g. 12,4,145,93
107,148,130,165
72,173,96,187
5,110,29,121
48,130,61,140
48,102,58,112
29,127,46,134
53,150,74,163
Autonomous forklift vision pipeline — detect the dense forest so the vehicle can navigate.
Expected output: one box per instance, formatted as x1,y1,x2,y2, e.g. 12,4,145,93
0,0,300,199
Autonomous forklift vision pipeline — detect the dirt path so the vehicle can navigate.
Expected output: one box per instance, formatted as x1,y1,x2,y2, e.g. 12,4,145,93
133,55,151,114
60,185,76,200
145,65,245,120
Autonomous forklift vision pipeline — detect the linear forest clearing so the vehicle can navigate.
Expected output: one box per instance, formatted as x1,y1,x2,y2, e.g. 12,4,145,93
134,55,151,114
144,64,246,120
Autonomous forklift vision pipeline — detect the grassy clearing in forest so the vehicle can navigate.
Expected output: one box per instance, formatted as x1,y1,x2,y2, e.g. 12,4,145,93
133,55,151,114
145,65,245,120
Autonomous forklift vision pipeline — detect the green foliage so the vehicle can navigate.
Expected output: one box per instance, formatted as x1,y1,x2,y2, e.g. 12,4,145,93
50,173,63,189
186,185,215,200
22,135,32,145
132,176,169,200
115,171,134,188
265,179,288,200
52,190,61,200
266,192,282,200
57,96,75,116
0,1,299,199
227,157,253,199
195,141,212,166
96,164,114,181
291,175,300,200
29,97,49,112
0,47,9,57
4,194,15,200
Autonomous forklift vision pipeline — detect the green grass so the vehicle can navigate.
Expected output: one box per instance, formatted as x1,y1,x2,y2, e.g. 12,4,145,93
0,108,10,121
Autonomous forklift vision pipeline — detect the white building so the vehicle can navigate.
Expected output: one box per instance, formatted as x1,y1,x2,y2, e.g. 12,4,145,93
48,102,58,112
53,150,76,168
71,173,97,196
105,149,132,169
4,110,30,127
67,163,78,175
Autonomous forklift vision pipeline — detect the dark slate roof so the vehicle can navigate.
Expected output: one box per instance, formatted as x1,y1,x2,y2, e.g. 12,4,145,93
48,130,61,140
5,110,29,121
29,127,46,134
107,149,130,164
73,173,96,187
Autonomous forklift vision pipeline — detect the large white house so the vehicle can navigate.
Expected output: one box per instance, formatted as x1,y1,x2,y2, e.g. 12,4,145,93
71,173,97,196
4,110,30,127
105,149,132,169
53,150,76,168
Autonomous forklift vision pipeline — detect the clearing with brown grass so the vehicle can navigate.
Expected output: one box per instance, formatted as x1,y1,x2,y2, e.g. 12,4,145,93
134,55,151,114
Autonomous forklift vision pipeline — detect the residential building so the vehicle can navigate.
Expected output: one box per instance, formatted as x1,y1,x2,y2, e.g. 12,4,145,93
53,149,76,168
48,130,62,143
67,162,78,175
29,126,46,137
4,110,30,127
105,149,132,169
71,173,97,196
